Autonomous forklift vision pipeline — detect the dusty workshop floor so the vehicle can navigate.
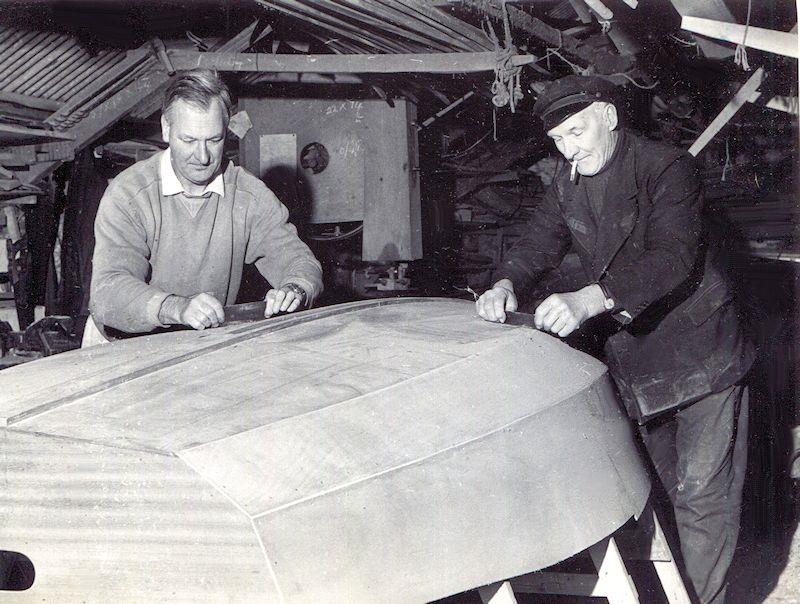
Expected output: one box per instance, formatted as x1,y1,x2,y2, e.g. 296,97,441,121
727,481,800,603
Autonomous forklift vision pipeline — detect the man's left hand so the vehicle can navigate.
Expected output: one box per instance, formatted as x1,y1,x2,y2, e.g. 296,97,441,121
534,284,606,337
264,283,307,317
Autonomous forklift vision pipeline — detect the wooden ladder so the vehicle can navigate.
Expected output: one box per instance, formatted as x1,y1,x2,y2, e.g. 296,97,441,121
478,503,691,604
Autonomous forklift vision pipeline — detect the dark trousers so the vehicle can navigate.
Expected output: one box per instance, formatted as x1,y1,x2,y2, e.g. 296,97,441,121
639,385,748,604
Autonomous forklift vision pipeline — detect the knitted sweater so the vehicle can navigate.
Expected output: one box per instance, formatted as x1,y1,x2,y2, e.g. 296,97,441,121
90,152,322,333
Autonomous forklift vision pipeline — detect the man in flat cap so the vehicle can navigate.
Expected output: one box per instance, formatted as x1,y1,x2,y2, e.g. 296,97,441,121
477,75,753,603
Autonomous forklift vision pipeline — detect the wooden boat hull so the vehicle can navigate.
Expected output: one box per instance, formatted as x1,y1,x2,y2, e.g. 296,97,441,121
1,298,650,602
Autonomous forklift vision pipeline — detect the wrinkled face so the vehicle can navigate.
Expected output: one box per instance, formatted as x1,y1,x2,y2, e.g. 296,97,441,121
161,98,227,190
547,102,618,176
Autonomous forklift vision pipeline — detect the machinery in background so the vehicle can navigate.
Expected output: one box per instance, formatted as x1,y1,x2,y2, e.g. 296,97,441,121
239,97,422,264
0,316,81,370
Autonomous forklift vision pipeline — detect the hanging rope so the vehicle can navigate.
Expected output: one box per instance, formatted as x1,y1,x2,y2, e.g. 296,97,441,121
608,72,659,90
483,2,524,113
734,0,753,71
532,27,587,76
721,137,732,182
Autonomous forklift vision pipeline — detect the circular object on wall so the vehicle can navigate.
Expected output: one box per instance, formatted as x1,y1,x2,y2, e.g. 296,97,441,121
300,142,330,174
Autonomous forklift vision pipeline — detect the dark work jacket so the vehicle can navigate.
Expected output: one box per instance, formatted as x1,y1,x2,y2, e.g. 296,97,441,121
494,131,754,423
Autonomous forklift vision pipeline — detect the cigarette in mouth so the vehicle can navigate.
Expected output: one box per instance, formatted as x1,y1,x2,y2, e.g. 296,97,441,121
570,161,578,182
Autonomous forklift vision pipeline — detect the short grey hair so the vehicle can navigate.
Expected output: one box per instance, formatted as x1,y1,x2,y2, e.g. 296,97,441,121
162,68,233,122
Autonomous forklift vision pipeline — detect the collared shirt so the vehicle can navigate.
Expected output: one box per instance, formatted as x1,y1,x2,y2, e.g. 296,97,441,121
160,148,225,197
90,152,323,334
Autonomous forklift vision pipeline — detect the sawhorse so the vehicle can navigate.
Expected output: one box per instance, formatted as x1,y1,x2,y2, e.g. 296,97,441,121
478,503,691,604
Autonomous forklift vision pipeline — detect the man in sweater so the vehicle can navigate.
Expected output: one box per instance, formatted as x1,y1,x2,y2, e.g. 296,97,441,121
87,69,321,342
476,75,753,603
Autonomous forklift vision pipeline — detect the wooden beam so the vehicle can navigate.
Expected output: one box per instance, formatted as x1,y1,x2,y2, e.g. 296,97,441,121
17,22,261,185
458,0,593,66
689,67,764,156
682,16,799,58
583,0,613,19
0,123,75,141
0,195,37,206
245,72,363,84
0,141,75,165
389,0,492,51
18,69,171,185
130,20,267,122
567,0,593,24
169,50,536,74
45,46,154,128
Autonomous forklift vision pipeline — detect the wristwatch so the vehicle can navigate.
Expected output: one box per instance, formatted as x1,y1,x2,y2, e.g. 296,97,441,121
598,282,615,311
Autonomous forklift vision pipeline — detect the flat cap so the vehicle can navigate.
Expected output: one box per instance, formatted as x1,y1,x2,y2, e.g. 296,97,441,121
532,75,617,131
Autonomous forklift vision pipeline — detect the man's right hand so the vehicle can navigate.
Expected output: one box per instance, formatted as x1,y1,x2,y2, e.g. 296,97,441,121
179,293,225,329
160,293,225,330
476,279,518,323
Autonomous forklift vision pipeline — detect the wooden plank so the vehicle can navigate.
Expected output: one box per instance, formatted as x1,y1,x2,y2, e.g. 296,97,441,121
567,0,593,23
45,46,152,127
479,581,519,603
0,123,75,141
306,0,457,52
353,0,480,51
689,67,764,156
0,146,37,165
459,0,595,66
589,537,639,604
3,205,22,240
17,37,82,95
384,0,492,51
649,510,692,604
0,195,37,206
0,31,48,76
682,16,799,58
765,95,799,115
245,71,363,84
583,0,614,19
130,22,265,122
257,0,409,53
18,69,171,185
0,90,62,111
362,99,422,260
50,51,129,109
512,572,606,596
2,37,75,92
0,32,55,86
0,141,75,165
170,49,536,73
29,46,90,98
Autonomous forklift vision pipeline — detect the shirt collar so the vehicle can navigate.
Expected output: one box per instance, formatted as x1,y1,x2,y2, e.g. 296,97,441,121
160,148,225,197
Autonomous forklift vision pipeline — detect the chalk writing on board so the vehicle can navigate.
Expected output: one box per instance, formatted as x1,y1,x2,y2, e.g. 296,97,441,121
325,100,365,121
337,134,362,159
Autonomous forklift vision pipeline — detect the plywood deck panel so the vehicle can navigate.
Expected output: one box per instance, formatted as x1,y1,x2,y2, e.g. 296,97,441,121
1,298,650,602
0,430,273,602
